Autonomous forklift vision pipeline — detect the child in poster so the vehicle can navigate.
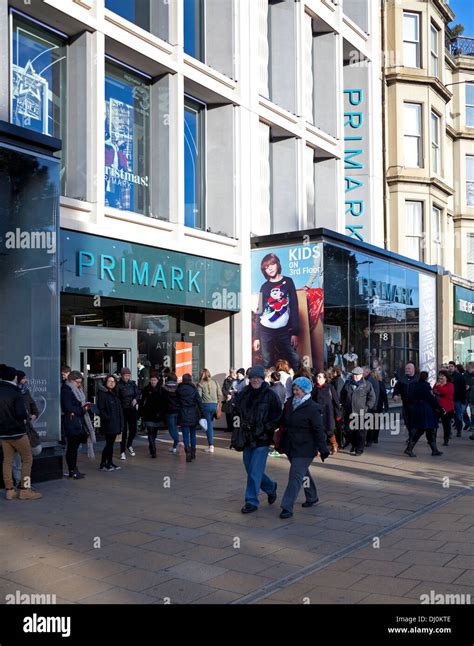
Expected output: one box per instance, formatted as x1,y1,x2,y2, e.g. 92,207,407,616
253,253,301,372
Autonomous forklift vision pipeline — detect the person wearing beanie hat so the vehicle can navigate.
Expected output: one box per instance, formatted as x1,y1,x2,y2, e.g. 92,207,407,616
0,368,42,500
232,366,282,514
117,367,140,459
278,378,329,519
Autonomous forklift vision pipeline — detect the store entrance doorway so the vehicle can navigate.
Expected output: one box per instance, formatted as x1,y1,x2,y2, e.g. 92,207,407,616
67,326,138,402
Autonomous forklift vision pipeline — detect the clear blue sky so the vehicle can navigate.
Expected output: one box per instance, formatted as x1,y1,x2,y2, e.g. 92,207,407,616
449,0,474,36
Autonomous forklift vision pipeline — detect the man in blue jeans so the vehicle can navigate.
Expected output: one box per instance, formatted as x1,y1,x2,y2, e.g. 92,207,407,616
233,365,282,513
464,362,474,439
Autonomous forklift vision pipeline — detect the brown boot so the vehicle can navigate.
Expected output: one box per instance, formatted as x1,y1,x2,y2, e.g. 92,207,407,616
5,488,18,501
329,435,338,455
18,488,42,500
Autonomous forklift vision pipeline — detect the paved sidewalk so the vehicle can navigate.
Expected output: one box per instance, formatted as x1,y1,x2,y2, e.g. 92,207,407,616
0,427,473,604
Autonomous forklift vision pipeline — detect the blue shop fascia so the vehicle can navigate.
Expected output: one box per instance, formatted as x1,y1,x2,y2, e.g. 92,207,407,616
60,229,241,395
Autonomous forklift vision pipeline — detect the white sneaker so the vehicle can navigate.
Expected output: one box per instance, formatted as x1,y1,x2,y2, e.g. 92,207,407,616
169,447,178,454
205,445,215,453
120,452,126,460
128,447,136,456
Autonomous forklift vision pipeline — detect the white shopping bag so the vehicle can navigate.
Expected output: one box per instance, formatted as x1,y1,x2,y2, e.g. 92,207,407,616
199,418,208,431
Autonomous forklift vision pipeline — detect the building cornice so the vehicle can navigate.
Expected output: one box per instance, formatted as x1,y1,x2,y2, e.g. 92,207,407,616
446,125,474,141
432,0,455,23
386,174,454,197
385,70,453,103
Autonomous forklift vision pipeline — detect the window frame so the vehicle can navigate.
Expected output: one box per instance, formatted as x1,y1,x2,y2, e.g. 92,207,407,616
431,205,442,266
466,82,474,128
404,102,422,168
467,234,474,281
405,200,424,262
183,0,205,63
431,110,440,174
430,22,439,77
403,12,421,69
467,155,474,207
184,94,206,231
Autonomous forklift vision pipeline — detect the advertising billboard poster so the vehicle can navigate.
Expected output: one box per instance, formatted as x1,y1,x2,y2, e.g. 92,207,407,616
251,243,324,372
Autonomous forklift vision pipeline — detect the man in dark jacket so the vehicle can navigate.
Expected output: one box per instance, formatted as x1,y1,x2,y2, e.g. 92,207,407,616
117,367,140,460
341,367,376,456
465,362,474,439
233,365,281,513
393,362,419,440
362,366,379,447
0,366,42,500
448,361,467,437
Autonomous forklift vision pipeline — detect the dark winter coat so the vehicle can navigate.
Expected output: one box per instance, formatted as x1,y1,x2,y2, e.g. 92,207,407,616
393,374,419,406
0,381,28,439
411,381,444,430
61,382,88,438
233,382,281,448
96,384,124,435
365,374,380,410
331,375,346,399
222,376,237,414
312,383,341,434
117,379,140,409
464,370,474,405
341,378,377,418
176,382,204,427
161,381,180,415
280,397,328,459
375,381,389,413
451,371,467,404
139,384,163,423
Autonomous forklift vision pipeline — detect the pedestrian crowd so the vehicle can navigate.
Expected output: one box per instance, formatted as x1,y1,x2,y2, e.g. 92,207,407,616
0,359,472,518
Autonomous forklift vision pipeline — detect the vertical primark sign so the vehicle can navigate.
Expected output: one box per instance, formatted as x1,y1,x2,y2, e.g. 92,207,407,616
0,121,60,444
343,60,371,242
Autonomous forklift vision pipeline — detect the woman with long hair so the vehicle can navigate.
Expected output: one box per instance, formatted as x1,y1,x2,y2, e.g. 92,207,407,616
60,371,92,479
311,371,341,455
177,374,204,462
275,359,294,401
161,372,180,453
97,375,123,470
197,368,222,453
139,372,162,458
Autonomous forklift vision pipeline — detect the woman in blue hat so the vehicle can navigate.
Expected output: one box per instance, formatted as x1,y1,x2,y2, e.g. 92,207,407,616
278,377,329,519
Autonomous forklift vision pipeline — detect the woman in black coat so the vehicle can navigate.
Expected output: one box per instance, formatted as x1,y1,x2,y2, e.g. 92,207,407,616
330,366,346,399
60,371,92,479
176,374,204,462
97,376,124,471
312,371,342,454
404,371,444,458
279,377,330,519
139,374,163,458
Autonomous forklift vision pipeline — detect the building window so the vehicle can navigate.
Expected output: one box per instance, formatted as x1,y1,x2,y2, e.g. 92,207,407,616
403,12,420,68
406,201,424,261
467,156,474,207
105,0,168,41
184,97,205,230
105,60,151,216
431,111,440,174
404,103,422,168
183,0,204,61
11,13,67,186
432,206,442,265
466,82,474,128
468,234,474,281
430,23,439,77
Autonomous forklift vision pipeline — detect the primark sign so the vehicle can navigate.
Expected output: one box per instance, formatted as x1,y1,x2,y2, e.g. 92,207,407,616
358,278,415,306
454,285,474,327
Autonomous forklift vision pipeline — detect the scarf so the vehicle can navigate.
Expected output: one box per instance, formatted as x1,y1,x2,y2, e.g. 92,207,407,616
66,381,96,458
292,393,311,410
